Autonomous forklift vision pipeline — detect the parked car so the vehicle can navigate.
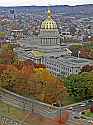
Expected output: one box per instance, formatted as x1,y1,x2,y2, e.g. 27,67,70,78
88,120,93,123
74,115,81,119
67,107,73,110
87,99,93,103
80,103,86,107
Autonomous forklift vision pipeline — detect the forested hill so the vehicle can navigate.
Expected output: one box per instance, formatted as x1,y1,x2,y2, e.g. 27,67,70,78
0,4,93,16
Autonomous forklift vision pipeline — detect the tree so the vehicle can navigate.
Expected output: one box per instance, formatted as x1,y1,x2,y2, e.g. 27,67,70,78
69,45,82,57
64,72,93,101
79,48,93,60
0,59,67,105
0,58,5,64
81,65,93,72
0,43,17,64
69,43,93,60
33,69,67,104
0,64,25,91
0,68,17,90
14,67,67,105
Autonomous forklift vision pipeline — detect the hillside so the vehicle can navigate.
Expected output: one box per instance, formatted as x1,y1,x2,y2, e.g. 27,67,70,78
0,4,93,16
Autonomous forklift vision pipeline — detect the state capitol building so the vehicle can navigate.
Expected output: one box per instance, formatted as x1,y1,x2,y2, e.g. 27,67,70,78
15,8,93,77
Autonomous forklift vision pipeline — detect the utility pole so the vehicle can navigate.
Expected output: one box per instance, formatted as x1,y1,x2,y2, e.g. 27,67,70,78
58,101,62,124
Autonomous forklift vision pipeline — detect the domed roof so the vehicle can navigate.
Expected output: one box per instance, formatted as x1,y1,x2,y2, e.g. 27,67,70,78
41,9,58,30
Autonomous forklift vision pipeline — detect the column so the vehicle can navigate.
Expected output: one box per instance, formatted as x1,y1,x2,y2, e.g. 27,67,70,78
41,38,42,45
50,38,51,45
46,38,47,45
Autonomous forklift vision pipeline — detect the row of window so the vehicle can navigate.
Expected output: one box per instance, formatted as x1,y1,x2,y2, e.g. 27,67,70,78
44,59,79,75
46,65,61,73
46,61,60,68
62,66,78,73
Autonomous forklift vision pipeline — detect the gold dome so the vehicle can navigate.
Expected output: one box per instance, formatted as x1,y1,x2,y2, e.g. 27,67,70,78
41,8,57,29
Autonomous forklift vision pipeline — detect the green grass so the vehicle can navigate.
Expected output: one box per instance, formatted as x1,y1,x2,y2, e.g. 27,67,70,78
84,111,93,118
63,96,80,106
0,101,54,125
0,101,28,121
32,50,47,57
0,32,6,37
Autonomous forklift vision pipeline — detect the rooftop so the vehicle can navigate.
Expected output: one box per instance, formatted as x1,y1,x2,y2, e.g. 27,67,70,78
31,50,47,57
58,56,93,67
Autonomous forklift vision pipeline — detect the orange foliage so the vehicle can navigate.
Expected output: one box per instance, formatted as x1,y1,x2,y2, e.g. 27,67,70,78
0,50,15,64
19,63,34,78
34,63,46,68
81,64,93,72
80,48,93,60
45,94,60,104
0,64,19,74
0,60,67,105
0,64,7,73
88,37,93,42
14,60,46,78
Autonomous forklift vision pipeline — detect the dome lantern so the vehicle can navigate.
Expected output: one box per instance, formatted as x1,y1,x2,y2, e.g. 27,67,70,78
41,8,58,30
48,8,52,19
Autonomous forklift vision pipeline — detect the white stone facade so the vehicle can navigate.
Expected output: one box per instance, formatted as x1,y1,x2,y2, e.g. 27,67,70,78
42,56,93,76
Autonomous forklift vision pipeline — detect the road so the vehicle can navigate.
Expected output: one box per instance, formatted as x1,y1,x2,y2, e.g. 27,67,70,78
65,99,93,125
66,118,90,125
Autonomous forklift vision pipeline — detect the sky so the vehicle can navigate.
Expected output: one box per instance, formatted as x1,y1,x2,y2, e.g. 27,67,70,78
0,0,93,6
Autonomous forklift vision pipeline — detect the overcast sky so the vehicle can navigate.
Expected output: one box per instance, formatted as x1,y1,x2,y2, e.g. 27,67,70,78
0,0,93,6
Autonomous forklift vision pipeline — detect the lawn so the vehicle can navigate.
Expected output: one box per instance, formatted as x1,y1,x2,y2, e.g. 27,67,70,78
0,101,29,123
84,111,93,118
63,96,80,106
31,50,47,57
0,101,59,125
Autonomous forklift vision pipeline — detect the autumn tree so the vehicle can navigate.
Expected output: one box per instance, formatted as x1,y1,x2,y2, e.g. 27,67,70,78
69,43,93,60
81,65,93,72
32,68,68,105
0,67,18,90
0,58,67,105
0,64,26,91
0,43,17,64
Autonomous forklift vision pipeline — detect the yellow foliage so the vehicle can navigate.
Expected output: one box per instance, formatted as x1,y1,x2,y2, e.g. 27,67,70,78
34,68,44,73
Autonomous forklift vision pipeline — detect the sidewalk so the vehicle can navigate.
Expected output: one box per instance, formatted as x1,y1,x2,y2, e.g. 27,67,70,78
24,112,66,125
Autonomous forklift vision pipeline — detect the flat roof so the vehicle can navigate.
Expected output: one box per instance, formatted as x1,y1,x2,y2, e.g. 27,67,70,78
58,56,93,67
31,50,47,57
46,56,93,67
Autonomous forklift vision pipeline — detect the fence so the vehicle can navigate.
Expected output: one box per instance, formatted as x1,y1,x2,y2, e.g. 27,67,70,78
0,88,61,118
0,113,25,125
